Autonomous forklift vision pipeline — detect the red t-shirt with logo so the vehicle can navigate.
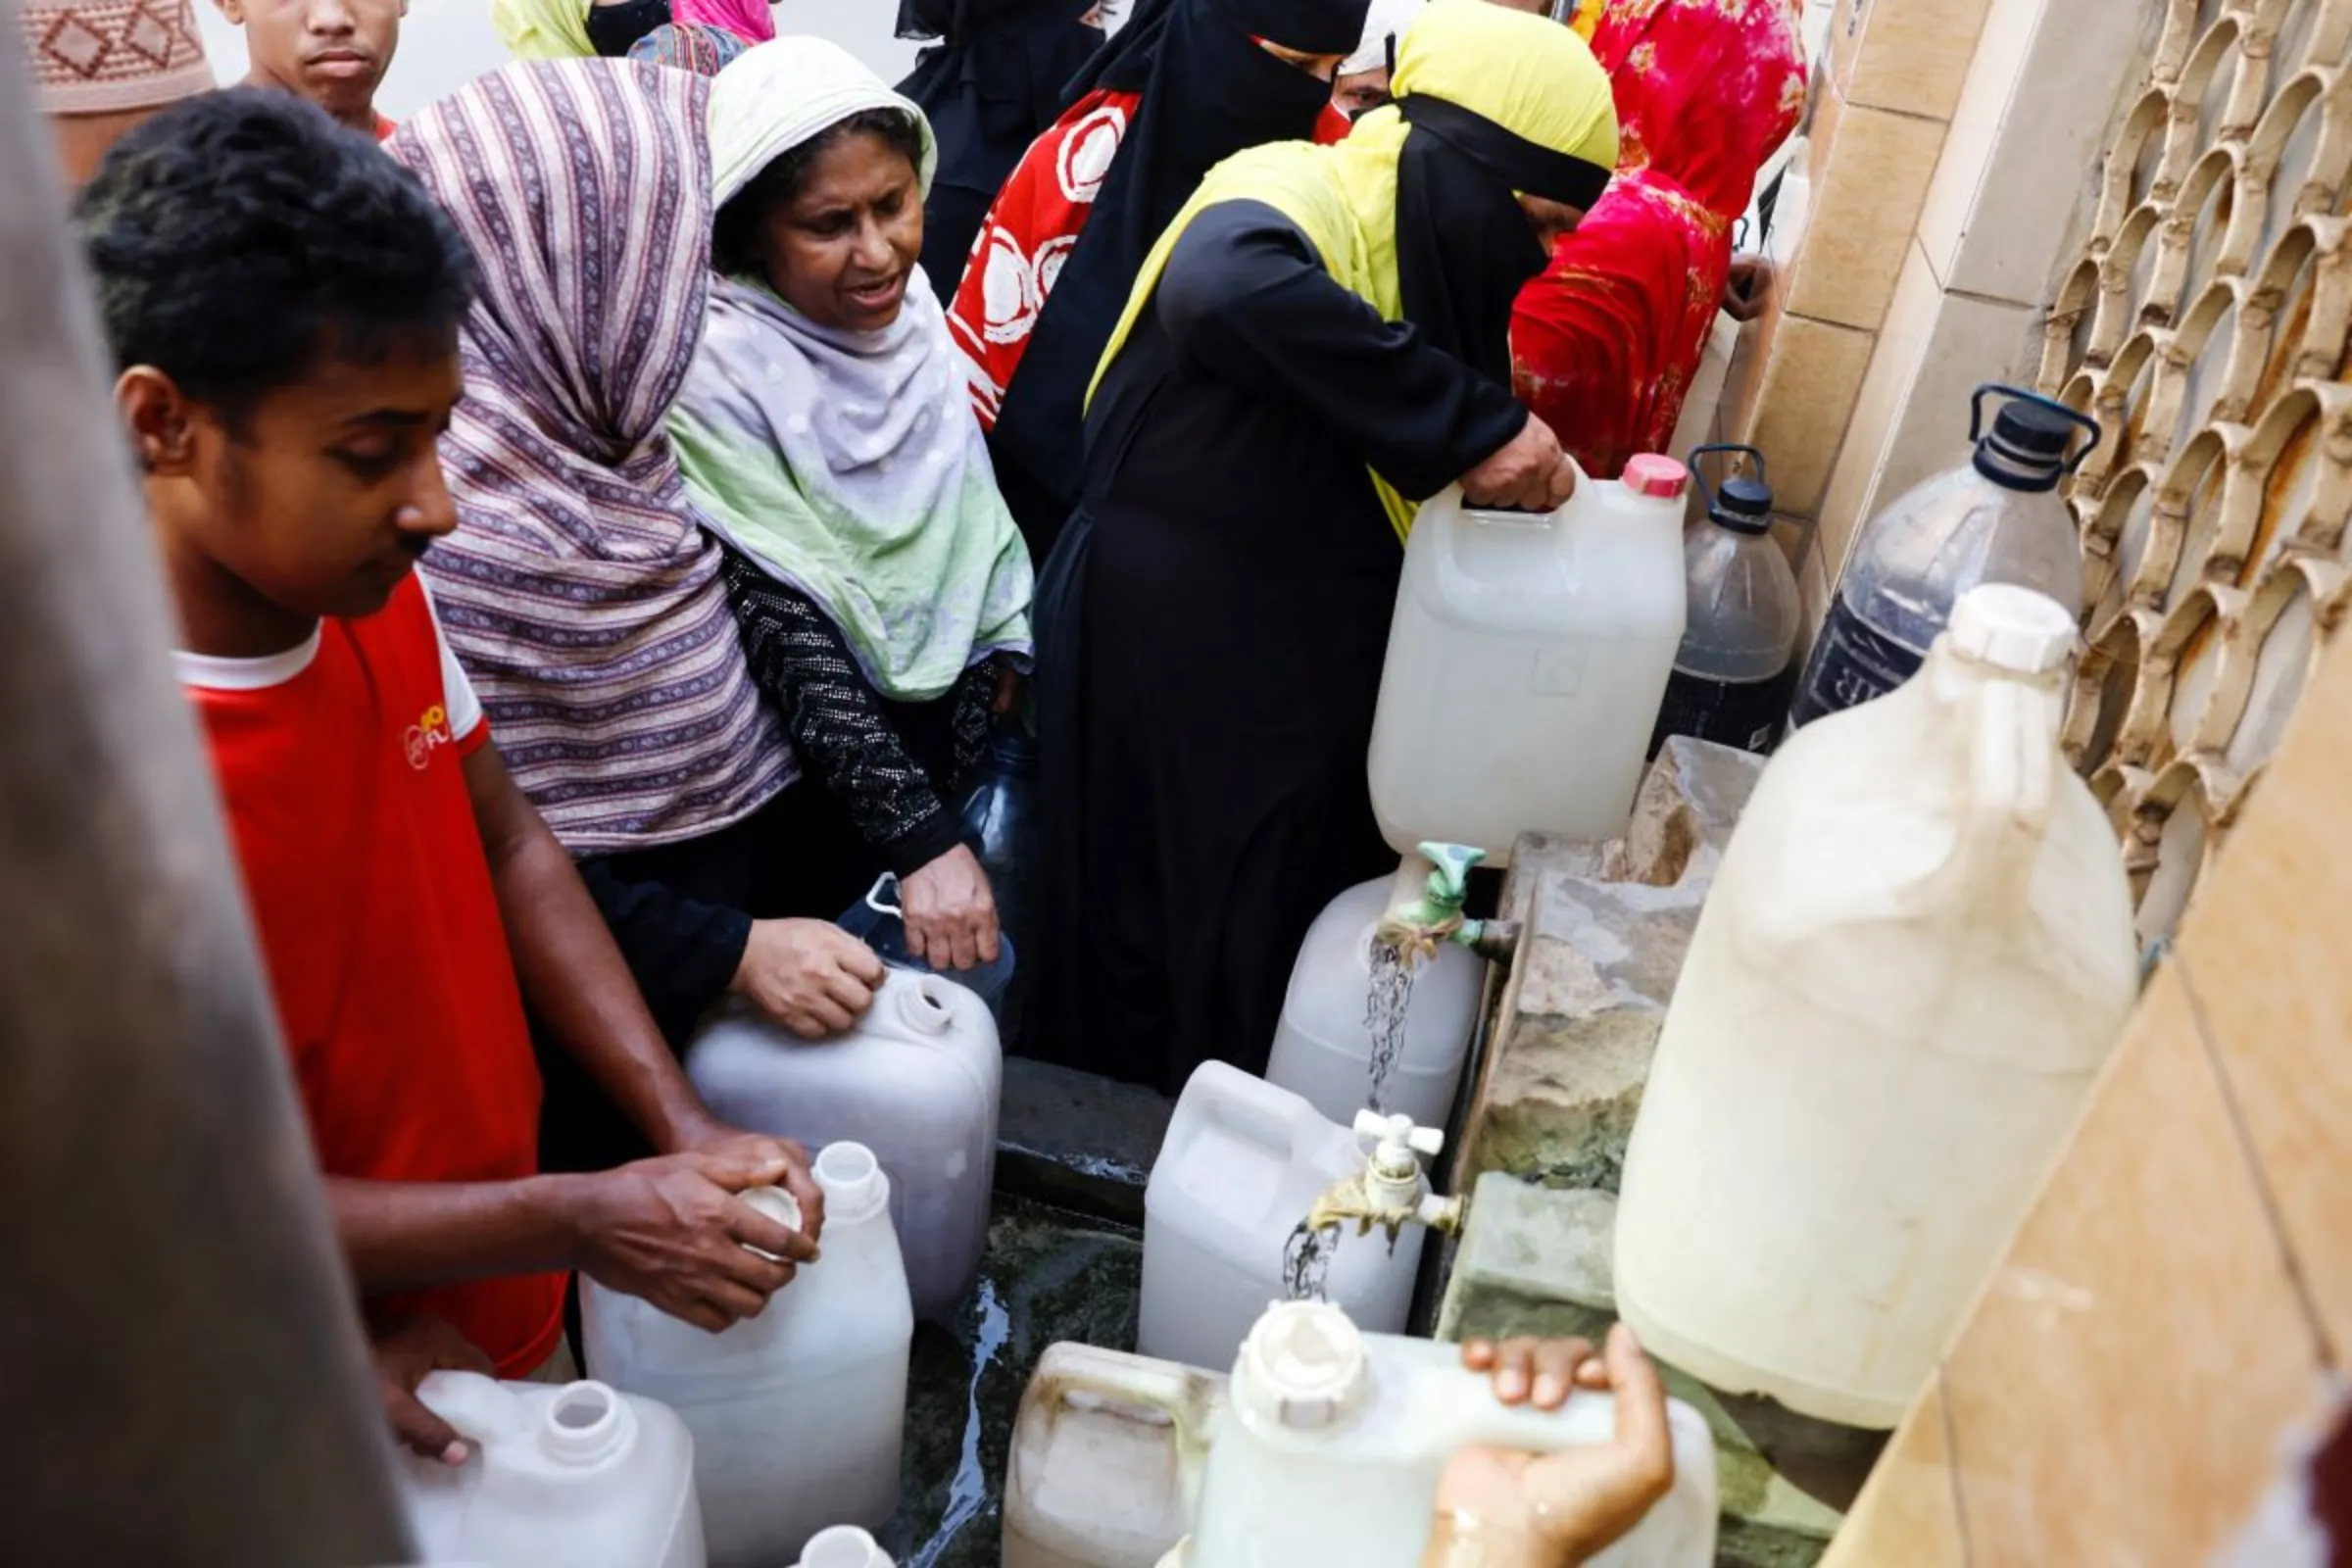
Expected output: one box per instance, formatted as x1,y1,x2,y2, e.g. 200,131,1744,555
180,574,564,1376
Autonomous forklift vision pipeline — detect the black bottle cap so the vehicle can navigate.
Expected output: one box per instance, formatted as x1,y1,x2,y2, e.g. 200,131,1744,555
1709,473,1775,536
1973,400,2074,491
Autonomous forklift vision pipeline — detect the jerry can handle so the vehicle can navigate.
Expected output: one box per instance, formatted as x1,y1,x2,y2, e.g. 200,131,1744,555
1943,677,2058,909
1969,384,2102,474
1685,443,1768,518
1024,1345,1217,1511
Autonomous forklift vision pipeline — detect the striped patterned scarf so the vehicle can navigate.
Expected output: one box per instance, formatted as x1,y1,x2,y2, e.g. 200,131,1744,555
390,59,797,851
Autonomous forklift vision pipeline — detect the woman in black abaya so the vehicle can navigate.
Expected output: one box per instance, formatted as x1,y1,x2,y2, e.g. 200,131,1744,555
1029,0,1620,1095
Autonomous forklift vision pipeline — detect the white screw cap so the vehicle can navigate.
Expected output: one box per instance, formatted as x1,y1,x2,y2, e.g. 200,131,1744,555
1236,1301,1368,1431
1946,583,2079,674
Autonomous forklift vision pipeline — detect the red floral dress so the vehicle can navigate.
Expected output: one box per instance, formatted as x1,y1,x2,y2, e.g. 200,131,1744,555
1512,0,1807,478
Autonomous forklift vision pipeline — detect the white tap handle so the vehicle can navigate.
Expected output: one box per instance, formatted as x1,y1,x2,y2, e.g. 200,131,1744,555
1352,1110,1446,1161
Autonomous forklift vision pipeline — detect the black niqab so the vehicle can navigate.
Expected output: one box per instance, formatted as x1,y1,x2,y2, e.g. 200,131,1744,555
899,0,1104,300
1393,91,1615,387
988,0,1369,553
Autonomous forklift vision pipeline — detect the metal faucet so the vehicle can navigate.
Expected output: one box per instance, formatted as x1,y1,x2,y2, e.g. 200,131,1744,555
1376,842,1523,966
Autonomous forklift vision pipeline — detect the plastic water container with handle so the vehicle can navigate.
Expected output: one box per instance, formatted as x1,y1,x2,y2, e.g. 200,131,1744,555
396,1373,705,1568
1170,1302,1717,1567
1789,383,2098,729
1615,585,2139,1428
1262,855,1485,1133
1141,1064,1446,1374
1368,455,1690,862
582,1143,915,1568
687,966,999,1323
1003,1344,1226,1568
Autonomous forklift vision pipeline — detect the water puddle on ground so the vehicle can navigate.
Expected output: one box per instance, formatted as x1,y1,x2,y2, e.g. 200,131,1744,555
883,1196,1143,1568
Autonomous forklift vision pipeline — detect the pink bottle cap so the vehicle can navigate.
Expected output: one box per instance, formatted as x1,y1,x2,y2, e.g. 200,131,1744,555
1622,454,1689,499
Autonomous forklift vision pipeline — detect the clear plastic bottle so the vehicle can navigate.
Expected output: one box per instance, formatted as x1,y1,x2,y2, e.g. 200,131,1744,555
1649,445,1802,757
1788,384,2099,729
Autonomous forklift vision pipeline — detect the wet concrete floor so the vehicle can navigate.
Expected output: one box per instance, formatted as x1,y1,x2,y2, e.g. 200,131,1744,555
879,1194,1144,1568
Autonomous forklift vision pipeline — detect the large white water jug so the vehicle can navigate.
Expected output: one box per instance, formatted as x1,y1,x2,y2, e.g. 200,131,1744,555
1173,1302,1716,1568
1263,858,1484,1132
1368,455,1690,863
1142,1063,1445,1374
398,1373,705,1568
1003,1344,1225,1568
1615,584,2139,1428
582,1144,916,1568
687,966,1000,1322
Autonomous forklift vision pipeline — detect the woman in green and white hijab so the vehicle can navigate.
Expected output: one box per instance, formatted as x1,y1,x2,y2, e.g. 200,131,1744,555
671,35,1034,980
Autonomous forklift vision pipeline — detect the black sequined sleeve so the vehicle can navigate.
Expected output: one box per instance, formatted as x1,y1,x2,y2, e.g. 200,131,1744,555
721,550,971,878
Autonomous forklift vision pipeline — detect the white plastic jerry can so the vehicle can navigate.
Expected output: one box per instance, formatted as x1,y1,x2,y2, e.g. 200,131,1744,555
1263,859,1485,1133
1368,456,1690,863
1615,584,2139,1428
1002,1343,1225,1568
397,1373,706,1568
1176,1302,1715,1568
687,966,1001,1323
581,1144,916,1568
1141,1063,1444,1375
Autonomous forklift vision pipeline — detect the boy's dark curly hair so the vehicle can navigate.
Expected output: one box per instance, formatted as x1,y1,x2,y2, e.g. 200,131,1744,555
74,89,475,431
710,108,927,278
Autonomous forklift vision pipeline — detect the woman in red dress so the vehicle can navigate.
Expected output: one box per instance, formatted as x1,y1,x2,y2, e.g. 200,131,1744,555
1512,0,1807,479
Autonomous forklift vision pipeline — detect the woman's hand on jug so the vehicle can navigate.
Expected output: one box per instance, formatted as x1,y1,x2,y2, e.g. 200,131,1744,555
371,1313,495,1465
1423,1325,1676,1568
1461,414,1578,512
902,843,1001,971
566,1146,821,1334
1723,254,1775,322
732,917,885,1038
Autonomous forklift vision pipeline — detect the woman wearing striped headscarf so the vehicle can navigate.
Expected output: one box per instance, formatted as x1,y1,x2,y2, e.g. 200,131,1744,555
391,57,887,1171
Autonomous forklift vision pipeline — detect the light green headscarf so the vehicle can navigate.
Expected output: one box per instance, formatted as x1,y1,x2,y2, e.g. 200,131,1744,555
668,38,1033,701
491,0,594,59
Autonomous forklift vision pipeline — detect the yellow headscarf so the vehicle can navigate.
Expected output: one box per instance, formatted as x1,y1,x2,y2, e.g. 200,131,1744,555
492,0,595,60
1087,0,1618,539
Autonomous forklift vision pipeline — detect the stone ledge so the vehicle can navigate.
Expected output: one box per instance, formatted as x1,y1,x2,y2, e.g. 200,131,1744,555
1460,740,1769,1196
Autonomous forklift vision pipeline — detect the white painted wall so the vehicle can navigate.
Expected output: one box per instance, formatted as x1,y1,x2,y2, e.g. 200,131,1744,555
192,0,921,120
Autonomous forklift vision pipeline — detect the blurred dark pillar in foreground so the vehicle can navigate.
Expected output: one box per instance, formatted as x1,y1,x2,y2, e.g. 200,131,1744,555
0,17,414,1565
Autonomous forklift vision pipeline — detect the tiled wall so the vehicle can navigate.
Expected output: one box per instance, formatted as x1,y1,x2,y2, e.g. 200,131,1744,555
1725,0,2155,647
1820,600,2352,1565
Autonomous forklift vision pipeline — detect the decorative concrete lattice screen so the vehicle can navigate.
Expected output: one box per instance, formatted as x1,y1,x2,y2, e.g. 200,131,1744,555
2045,0,2352,943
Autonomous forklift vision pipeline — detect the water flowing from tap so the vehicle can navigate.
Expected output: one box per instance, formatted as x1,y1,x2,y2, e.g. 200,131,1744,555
1281,1220,1341,1301
1363,934,1418,1114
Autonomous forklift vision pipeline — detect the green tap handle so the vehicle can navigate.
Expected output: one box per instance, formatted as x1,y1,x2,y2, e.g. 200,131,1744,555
1416,842,1486,912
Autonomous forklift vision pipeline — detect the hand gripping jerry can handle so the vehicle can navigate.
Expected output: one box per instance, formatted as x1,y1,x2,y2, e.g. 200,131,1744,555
1969,384,2102,473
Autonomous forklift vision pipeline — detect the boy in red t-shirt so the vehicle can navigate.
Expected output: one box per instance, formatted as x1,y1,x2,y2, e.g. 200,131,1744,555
213,0,403,141
76,90,823,1464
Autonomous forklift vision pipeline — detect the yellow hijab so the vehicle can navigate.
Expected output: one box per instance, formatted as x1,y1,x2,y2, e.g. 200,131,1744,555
1088,0,1618,539
492,0,595,60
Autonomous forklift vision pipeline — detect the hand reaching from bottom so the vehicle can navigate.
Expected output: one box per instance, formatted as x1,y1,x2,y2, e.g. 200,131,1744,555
1423,1324,1677,1568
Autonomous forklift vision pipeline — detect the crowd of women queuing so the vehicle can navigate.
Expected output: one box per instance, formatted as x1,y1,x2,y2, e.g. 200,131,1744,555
24,0,1801,1551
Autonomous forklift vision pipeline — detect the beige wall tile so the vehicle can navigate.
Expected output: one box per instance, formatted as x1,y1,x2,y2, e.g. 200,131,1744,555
1937,965,2329,1565
1915,0,2146,304
1832,0,1996,122
1816,238,1944,580
2170,630,2352,1364
1820,1374,1964,1568
1745,312,1879,516
1787,88,1951,331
